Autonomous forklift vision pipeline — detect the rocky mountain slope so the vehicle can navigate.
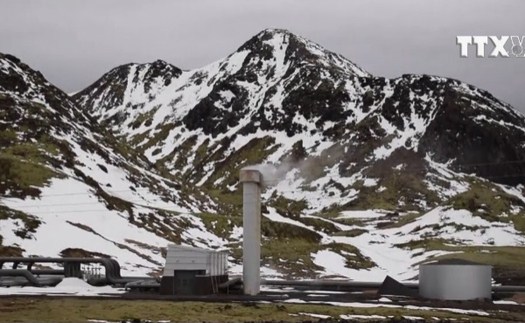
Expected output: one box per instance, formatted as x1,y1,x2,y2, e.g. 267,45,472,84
2,29,525,282
0,53,222,276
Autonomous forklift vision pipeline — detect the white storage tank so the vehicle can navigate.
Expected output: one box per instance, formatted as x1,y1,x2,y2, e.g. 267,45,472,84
162,244,228,277
419,258,492,301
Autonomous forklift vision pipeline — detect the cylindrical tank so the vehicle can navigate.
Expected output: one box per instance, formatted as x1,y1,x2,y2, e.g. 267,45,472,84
419,259,492,301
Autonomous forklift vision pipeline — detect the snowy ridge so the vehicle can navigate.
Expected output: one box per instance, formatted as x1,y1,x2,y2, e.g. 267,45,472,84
253,28,370,77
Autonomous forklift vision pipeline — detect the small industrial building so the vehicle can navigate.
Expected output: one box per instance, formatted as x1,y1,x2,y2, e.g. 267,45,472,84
159,244,229,296
419,258,492,301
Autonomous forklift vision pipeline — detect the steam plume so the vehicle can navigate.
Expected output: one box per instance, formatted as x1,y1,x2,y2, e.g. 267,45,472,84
242,144,346,187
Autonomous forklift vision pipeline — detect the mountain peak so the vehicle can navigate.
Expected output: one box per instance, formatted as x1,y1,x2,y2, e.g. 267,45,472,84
0,53,90,125
235,28,370,77
135,59,181,73
73,58,183,119
255,28,295,37
134,59,183,85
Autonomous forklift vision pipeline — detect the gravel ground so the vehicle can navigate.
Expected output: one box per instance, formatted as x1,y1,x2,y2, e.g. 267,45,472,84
4,293,525,322
110,320,487,323
493,268,525,286
2,291,525,312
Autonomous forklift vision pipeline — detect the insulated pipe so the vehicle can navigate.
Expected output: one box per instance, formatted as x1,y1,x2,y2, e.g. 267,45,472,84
0,269,45,286
491,285,525,292
30,269,65,275
240,168,262,296
0,257,138,285
261,279,418,289
261,279,525,293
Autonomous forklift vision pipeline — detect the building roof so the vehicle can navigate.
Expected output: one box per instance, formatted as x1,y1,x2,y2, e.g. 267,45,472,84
423,258,489,266
167,244,228,254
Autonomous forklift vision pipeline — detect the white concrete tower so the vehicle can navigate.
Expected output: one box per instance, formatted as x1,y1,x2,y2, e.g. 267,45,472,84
239,168,262,295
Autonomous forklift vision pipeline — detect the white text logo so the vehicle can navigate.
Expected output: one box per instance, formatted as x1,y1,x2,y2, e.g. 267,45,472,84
456,36,525,58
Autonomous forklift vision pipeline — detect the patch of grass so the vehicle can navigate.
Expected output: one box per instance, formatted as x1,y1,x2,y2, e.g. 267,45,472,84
205,136,278,188
0,244,24,257
378,212,422,229
295,144,345,184
448,179,525,232
131,210,192,246
314,204,347,218
227,239,325,278
140,122,178,153
0,157,56,189
396,238,525,269
0,206,40,256
332,216,368,227
197,212,243,240
0,206,41,240
95,128,154,169
0,297,502,323
300,184,317,192
341,148,440,212
312,205,370,228
512,216,525,232
128,130,151,147
261,218,322,242
172,136,199,172
207,188,243,215
294,217,340,235
267,194,308,219
347,172,436,212
325,242,376,270
260,239,324,277
333,228,368,237
128,107,159,130
430,246,525,268
59,248,111,258
192,138,210,167
0,140,65,198
269,197,366,237
394,238,461,251
0,128,18,144
153,134,210,181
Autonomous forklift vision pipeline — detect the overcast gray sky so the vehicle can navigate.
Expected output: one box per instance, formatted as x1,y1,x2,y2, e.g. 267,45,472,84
0,0,524,111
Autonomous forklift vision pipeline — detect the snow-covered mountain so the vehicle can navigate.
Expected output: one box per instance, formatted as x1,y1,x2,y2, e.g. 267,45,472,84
0,53,221,276
3,29,525,283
